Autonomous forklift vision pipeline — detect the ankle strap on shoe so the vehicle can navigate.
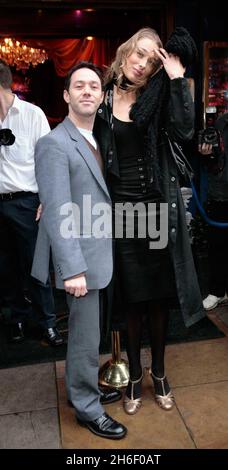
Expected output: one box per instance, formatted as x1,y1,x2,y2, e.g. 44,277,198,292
129,373,143,384
151,371,166,382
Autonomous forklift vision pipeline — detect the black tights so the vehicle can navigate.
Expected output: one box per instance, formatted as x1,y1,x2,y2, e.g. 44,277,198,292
125,300,170,398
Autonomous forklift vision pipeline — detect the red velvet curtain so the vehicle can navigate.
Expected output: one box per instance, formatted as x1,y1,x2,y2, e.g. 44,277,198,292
30,38,113,76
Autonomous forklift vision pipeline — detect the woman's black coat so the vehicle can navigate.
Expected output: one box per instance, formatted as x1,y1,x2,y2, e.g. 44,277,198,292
94,77,205,327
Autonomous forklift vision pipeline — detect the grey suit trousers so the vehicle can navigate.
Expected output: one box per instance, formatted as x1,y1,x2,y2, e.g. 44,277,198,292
66,290,104,421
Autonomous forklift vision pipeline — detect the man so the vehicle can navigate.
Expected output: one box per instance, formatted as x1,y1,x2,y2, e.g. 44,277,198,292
199,113,228,310
0,59,63,346
32,62,127,440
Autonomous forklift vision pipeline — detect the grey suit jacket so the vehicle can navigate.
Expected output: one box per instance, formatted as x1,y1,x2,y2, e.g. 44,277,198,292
32,116,113,290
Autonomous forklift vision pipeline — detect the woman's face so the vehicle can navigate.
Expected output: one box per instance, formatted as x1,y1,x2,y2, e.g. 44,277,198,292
122,37,159,84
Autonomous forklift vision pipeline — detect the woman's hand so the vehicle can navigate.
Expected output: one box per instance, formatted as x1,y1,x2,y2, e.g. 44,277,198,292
154,48,185,80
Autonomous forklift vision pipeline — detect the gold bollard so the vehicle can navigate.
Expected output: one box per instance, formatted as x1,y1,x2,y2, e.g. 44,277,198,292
99,330,129,388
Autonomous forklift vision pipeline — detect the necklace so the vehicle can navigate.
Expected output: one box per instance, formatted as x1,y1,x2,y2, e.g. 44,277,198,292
113,75,134,90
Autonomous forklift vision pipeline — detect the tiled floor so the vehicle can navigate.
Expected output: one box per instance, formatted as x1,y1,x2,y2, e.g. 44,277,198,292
0,363,60,448
1,307,228,449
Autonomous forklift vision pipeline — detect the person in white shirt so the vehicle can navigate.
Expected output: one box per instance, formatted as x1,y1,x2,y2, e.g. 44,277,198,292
0,59,63,346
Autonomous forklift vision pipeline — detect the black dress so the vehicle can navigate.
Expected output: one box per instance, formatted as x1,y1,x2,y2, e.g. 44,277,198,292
111,116,176,304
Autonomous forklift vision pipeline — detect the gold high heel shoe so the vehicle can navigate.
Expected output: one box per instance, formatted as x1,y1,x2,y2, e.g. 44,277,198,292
123,374,143,415
151,371,175,411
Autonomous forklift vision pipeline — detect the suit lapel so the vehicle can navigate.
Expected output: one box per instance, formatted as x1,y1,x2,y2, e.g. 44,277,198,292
62,117,110,198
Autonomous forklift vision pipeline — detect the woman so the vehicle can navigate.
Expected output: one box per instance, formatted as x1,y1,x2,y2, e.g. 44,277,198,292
95,27,204,415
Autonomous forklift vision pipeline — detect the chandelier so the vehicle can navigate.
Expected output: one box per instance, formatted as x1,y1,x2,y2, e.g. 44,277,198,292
0,38,48,70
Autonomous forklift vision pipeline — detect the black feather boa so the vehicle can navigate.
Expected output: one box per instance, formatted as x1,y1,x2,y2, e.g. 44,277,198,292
130,27,197,129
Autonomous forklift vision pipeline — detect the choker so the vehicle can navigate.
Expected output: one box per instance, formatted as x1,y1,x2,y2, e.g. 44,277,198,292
113,76,134,90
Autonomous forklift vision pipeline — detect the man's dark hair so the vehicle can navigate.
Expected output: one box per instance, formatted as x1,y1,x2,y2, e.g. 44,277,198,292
0,59,13,89
64,61,103,91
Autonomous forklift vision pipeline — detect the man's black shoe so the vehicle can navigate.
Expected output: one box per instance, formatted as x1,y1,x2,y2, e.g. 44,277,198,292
9,322,25,343
44,327,64,346
68,387,122,408
100,387,122,405
77,412,127,439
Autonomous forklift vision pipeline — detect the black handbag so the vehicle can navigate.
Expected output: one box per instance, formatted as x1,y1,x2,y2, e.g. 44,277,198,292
164,130,194,182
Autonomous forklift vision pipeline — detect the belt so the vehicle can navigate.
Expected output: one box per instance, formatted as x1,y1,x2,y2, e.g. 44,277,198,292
0,191,34,201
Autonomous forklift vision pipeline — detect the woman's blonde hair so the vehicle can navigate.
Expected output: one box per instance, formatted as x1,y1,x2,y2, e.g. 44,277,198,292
105,27,163,90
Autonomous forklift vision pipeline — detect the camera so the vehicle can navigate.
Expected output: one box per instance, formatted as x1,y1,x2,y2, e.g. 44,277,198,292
198,126,221,161
0,128,15,146
198,126,220,147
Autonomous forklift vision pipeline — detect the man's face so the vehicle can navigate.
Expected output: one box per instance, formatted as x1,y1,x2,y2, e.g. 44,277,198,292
63,68,103,119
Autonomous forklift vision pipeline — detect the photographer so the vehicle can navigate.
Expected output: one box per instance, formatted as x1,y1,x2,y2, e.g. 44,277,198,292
199,112,228,310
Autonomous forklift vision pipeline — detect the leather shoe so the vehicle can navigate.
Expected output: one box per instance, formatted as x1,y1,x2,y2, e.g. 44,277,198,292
44,327,64,346
68,387,122,408
77,412,127,439
9,322,25,343
100,387,122,404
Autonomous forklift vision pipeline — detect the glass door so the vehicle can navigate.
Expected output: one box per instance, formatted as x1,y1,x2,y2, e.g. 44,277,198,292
203,41,228,126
